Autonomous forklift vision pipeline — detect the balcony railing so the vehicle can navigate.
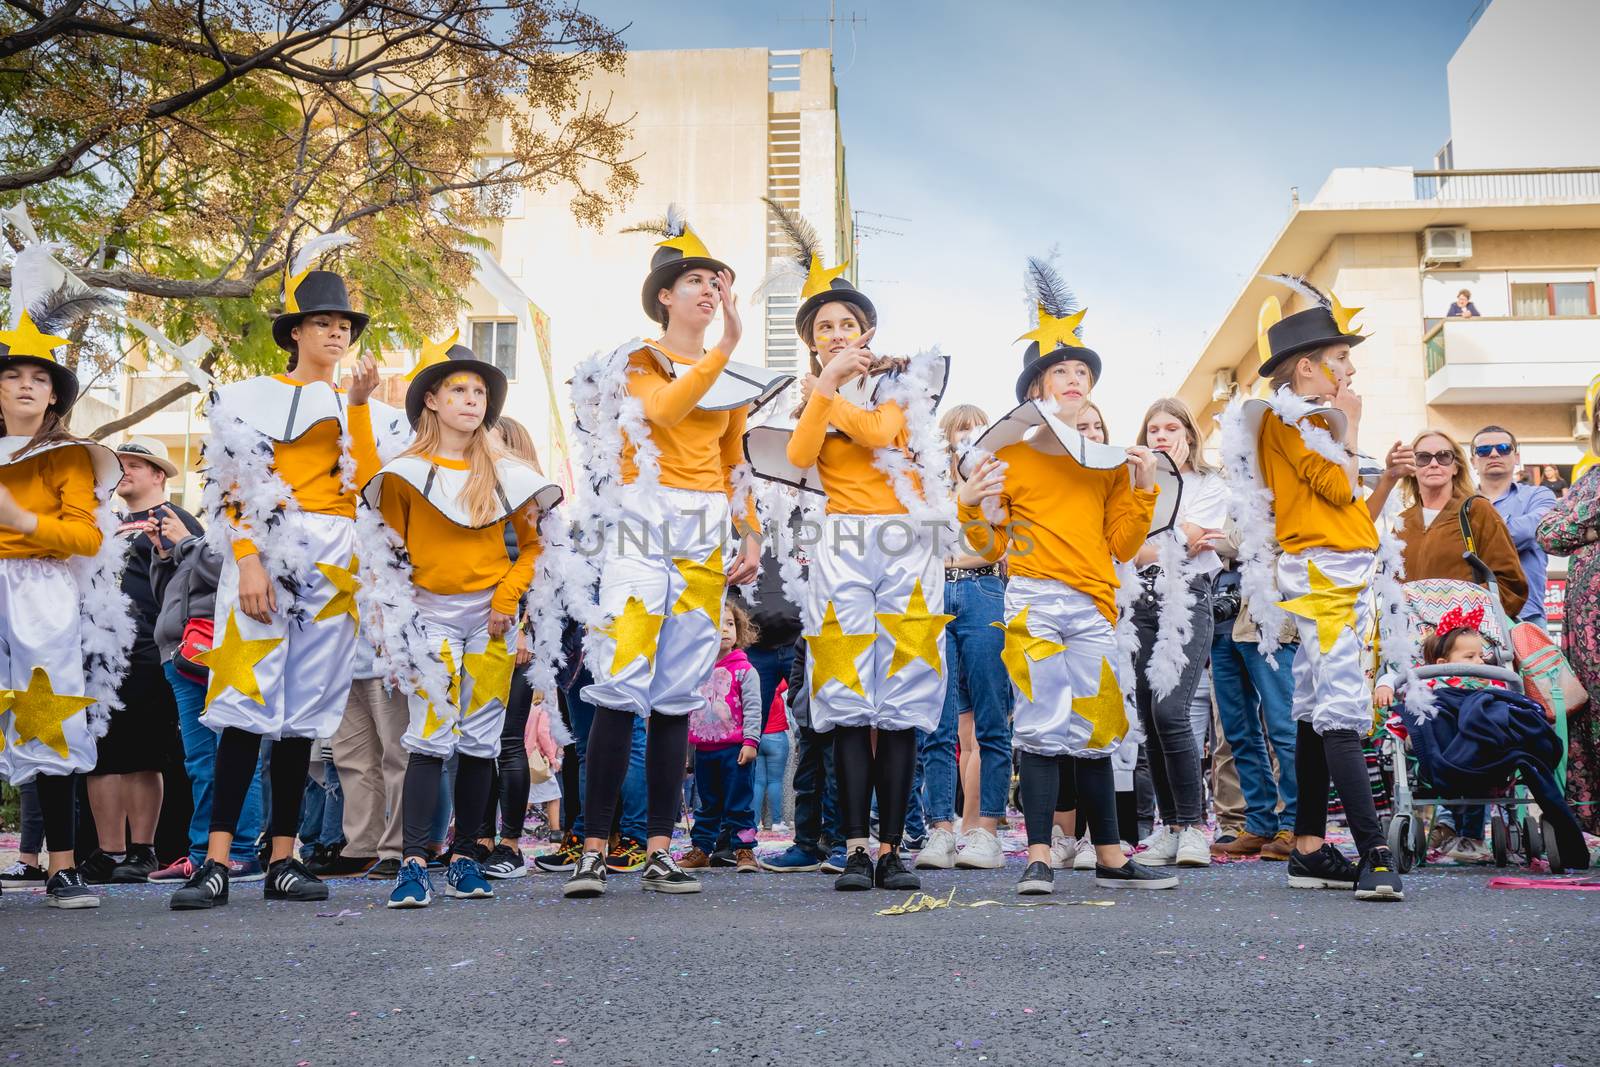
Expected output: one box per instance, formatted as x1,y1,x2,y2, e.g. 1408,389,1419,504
1424,322,1447,376
1413,167,1600,201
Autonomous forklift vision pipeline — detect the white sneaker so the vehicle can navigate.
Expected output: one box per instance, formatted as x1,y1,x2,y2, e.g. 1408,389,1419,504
771,821,791,837
914,827,959,870
1447,837,1491,865
955,827,1006,869
1073,836,1098,871
1176,826,1211,867
1049,827,1075,870
1136,828,1180,867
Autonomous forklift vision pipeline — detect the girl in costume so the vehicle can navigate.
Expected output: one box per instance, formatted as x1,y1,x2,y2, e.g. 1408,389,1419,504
365,341,563,908
170,254,384,910
680,598,763,872
957,256,1177,896
0,292,132,910
744,200,953,892
562,205,790,898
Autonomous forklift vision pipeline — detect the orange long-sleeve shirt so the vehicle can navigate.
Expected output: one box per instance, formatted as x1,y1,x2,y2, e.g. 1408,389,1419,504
377,458,542,615
958,442,1157,622
232,389,381,561
617,343,758,534
786,393,909,515
0,442,103,560
1258,412,1377,554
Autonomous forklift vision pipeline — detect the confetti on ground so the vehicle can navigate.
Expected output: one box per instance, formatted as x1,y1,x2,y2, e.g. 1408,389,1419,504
875,887,1116,916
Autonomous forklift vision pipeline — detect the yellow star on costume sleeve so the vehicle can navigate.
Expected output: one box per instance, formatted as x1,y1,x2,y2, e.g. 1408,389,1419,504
8,668,95,759
462,638,515,717
603,596,665,676
313,556,361,625
875,579,955,678
804,601,878,698
403,328,460,382
1016,304,1087,352
993,605,1067,702
1279,561,1365,654
0,310,70,361
1074,657,1129,751
419,639,460,738
800,253,850,300
199,610,284,708
672,546,727,628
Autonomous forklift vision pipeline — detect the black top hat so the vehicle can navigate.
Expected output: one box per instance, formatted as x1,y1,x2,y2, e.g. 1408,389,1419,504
1012,256,1100,402
405,344,509,429
795,278,878,344
1014,340,1103,404
1259,306,1365,378
628,206,732,325
272,270,370,361
0,311,81,417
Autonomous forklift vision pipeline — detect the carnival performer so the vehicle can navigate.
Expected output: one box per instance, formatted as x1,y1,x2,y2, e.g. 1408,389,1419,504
958,257,1178,895
562,205,790,898
744,199,953,892
0,294,133,910
170,252,384,910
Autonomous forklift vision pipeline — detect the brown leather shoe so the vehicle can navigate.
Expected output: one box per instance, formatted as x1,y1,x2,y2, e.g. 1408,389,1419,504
734,848,759,873
1259,830,1294,861
1211,830,1269,857
678,846,711,870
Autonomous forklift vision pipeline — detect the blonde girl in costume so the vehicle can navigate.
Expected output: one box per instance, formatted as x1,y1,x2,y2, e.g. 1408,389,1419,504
0,298,129,909
170,260,383,910
365,341,562,908
959,257,1177,896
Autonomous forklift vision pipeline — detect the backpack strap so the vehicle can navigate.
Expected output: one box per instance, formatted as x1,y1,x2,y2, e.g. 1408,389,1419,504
1458,493,1486,555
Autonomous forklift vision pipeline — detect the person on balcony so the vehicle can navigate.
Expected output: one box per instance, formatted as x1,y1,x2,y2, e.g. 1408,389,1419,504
1445,289,1479,318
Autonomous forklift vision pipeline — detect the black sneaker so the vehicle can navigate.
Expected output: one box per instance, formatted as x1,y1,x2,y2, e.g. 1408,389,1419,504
78,849,121,885
535,831,583,873
169,859,230,911
307,844,376,877
0,860,47,886
875,850,921,891
1354,846,1405,902
264,858,330,901
427,849,449,871
110,844,160,884
709,848,738,869
1095,858,1179,890
833,847,875,892
1286,843,1360,890
564,851,608,898
483,843,528,880
641,850,702,894
1017,860,1054,895
365,858,402,881
45,868,100,909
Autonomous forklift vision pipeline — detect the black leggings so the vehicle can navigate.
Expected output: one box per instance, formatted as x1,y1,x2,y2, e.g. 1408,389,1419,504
35,773,77,856
477,672,535,841
210,729,310,839
583,707,688,843
833,725,917,846
1292,721,1384,857
402,752,496,860
1020,753,1118,848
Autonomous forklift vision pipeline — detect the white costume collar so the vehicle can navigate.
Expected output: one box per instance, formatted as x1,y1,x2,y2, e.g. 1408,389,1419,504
363,454,563,529
0,435,124,498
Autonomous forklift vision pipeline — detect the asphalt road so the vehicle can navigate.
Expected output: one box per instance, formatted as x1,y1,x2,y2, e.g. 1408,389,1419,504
2,860,1595,1066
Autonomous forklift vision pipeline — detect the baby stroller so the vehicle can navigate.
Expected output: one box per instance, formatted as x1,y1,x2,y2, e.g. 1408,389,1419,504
1380,557,1587,874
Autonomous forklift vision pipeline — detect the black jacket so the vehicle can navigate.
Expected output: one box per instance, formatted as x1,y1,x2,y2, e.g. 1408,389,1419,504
151,535,224,664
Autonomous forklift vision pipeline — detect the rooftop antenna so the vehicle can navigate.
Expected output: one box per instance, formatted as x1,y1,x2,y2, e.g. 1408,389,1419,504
778,0,866,72
851,208,910,279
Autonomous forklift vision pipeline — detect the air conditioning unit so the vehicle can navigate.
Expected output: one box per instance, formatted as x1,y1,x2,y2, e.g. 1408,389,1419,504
1211,368,1236,403
1423,226,1472,261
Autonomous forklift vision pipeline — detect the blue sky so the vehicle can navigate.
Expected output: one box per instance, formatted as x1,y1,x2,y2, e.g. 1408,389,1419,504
586,0,1484,429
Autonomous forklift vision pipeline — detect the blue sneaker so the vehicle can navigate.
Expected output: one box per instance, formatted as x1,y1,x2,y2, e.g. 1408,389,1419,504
819,846,847,874
387,861,434,909
444,856,494,899
757,845,825,873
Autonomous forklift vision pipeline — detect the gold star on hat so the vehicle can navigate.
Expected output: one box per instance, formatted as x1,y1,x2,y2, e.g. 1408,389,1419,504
875,579,955,678
404,328,460,382
804,601,878,698
993,605,1066,702
1017,304,1087,353
8,667,95,759
656,225,713,261
602,596,665,676
1280,561,1365,654
463,638,515,717
672,546,727,629
199,610,284,708
313,556,361,625
1074,657,1128,750
800,253,850,300
0,309,70,362
1328,292,1365,336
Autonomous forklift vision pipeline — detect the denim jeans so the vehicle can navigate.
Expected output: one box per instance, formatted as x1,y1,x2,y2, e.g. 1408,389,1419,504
1439,804,1487,840
752,730,790,826
165,662,264,865
690,745,757,852
298,760,345,852
564,666,647,841
430,753,456,847
746,645,795,733
791,723,839,857
904,752,927,841
920,575,1012,825
1209,629,1299,837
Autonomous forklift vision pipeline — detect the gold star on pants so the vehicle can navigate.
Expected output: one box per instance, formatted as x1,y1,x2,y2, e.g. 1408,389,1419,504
200,610,284,708
603,596,665,676
463,637,514,717
313,555,361,625
875,579,954,678
1074,657,1128,751
7,668,95,759
672,546,726,629
419,639,459,738
804,601,878,698
0,688,12,752
1280,561,1364,654
993,605,1066,702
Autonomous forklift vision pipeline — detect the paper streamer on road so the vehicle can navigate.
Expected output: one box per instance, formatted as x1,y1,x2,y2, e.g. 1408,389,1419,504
876,887,1117,916
1486,876,1600,891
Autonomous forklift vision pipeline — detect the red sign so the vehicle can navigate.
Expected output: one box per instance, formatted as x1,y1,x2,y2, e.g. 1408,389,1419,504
1546,578,1566,624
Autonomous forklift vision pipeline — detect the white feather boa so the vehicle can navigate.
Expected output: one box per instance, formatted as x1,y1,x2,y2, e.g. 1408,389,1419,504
71,495,136,735
522,506,597,712
870,351,956,528
1219,393,1291,658
729,460,759,604
1147,530,1202,699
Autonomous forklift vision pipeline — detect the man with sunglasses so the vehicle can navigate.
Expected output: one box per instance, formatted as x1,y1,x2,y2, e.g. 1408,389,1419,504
1472,426,1558,628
